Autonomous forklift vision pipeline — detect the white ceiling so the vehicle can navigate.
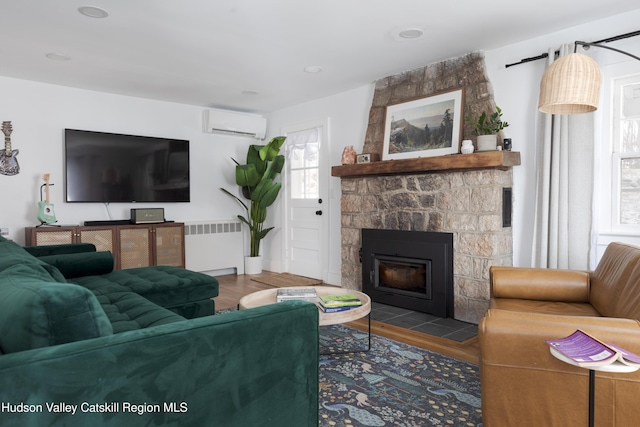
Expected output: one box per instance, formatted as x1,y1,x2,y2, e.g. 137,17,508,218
1,0,638,114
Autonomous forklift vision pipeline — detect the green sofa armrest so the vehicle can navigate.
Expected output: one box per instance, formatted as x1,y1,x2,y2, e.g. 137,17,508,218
38,251,114,279
0,301,319,427
24,243,97,258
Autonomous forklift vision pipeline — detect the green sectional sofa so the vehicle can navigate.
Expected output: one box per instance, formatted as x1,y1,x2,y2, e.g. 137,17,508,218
0,235,319,426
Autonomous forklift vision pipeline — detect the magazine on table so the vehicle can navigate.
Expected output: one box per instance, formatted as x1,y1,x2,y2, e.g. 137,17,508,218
318,294,362,308
546,329,640,368
276,288,318,302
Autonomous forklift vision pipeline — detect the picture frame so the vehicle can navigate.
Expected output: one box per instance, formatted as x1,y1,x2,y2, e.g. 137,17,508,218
382,89,464,160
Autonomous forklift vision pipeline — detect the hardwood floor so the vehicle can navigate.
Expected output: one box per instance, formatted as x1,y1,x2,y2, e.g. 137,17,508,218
214,272,480,365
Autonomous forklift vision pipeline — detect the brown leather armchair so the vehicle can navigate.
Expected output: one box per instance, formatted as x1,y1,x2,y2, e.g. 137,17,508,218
479,242,640,426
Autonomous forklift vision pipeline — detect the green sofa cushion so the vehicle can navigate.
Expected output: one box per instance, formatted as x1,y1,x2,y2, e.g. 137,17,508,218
0,265,113,354
0,238,66,283
84,281,186,333
38,251,114,279
23,242,97,257
70,265,219,308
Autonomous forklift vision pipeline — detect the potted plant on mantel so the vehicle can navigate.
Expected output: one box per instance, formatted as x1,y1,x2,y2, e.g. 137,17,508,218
221,136,286,274
465,105,509,152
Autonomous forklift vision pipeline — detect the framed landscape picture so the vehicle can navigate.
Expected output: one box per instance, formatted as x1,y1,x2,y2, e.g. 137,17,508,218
382,89,464,160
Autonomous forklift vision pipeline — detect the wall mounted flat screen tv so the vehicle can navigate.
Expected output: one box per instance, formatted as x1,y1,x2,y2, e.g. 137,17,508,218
65,129,190,203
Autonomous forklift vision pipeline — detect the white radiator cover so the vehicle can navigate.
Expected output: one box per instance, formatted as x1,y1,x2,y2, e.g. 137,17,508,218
184,220,244,274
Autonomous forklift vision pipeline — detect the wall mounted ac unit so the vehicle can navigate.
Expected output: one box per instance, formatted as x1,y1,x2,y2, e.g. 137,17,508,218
202,109,267,139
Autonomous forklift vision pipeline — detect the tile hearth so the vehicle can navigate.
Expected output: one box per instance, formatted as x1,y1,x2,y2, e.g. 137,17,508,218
372,302,477,343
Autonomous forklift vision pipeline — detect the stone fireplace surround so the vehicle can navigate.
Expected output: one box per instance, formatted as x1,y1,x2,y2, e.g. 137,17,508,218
333,52,518,324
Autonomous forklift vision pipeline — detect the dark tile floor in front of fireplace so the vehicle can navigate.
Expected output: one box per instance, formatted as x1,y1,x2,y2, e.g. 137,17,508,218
372,302,478,343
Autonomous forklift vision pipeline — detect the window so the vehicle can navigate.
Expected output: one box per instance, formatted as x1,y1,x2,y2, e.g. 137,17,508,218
612,74,640,229
287,128,320,199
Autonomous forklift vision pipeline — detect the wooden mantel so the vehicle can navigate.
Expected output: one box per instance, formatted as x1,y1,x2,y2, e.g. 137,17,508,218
332,151,520,178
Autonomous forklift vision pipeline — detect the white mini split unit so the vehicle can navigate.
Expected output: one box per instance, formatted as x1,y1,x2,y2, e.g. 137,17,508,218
202,109,267,139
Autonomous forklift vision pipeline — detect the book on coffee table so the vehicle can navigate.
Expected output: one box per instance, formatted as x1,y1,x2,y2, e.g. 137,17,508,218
318,294,362,308
316,304,357,313
546,329,640,369
276,288,318,302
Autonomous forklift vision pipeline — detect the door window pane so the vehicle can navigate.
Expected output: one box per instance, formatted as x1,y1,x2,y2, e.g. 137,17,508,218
288,129,320,199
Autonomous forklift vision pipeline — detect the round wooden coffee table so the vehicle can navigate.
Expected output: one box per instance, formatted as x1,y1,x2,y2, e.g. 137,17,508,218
239,286,371,326
239,286,371,353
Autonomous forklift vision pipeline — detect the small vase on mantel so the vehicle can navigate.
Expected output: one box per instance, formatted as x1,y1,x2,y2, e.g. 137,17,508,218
476,134,498,152
461,140,474,154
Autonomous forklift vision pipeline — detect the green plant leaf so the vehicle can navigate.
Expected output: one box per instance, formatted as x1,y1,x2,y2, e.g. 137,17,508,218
259,136,286,161
235,164,260,188
256,227,274,241
259,182,282,208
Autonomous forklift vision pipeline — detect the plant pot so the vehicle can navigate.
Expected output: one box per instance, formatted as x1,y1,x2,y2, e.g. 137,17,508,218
244,256,263,275
477,134,497,152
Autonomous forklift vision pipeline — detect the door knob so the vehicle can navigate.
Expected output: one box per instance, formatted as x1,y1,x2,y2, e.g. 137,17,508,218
315,210,323,216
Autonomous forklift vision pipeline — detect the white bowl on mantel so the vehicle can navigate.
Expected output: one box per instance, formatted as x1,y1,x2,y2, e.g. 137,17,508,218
477,134,498,152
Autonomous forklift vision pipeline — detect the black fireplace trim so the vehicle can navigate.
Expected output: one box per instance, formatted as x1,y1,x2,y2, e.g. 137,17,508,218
361,229,454,318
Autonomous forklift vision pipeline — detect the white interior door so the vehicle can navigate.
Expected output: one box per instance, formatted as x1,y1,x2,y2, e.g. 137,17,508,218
285,125,328,280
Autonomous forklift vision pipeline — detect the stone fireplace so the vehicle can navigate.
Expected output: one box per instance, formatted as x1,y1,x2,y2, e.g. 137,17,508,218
333,52,518,324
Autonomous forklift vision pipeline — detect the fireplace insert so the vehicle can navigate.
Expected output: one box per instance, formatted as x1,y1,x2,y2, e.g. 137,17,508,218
361,229,453,317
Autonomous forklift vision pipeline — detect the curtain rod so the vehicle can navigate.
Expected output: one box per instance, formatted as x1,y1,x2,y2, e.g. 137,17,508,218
505,29,640,68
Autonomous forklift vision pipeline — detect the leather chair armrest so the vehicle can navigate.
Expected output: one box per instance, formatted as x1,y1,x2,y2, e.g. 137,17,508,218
490,266,590,302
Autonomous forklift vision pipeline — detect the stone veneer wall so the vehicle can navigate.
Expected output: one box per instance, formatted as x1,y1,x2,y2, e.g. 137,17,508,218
339,52,514,324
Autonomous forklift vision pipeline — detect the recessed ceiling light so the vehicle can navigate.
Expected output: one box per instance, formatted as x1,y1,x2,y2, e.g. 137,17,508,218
78,6,109,18
398,28,424,39
46,53,72,61
304,66,323,74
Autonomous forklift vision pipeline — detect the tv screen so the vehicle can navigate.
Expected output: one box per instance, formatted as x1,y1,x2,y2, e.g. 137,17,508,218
65,129,190,203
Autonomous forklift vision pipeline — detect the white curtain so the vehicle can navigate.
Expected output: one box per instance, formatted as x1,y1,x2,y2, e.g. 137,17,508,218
286,127,319,161
531,43,596,269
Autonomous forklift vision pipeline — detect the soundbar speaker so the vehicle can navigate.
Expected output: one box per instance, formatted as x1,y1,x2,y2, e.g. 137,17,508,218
131,208,165,224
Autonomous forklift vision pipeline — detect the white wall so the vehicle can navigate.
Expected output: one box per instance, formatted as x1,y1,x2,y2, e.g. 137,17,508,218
0,76,257,246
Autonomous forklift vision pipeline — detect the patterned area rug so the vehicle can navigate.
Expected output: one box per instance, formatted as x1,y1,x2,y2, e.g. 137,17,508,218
214,309,483,426
250,272,322,287
319,324,483,427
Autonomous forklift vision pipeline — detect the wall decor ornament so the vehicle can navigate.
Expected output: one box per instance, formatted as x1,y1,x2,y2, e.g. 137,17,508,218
0,121,20,176
382,89,463,160
461,139,474,154
341,146,356,164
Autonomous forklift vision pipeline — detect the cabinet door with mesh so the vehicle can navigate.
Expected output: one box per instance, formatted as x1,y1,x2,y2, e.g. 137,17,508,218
27,227,76,246
154,224,185,267
78,227,117,267
118,227,152,269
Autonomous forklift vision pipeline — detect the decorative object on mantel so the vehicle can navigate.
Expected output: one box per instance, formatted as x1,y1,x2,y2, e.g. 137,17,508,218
503,138,512,151
341,145,356,164
220,136,286,275
356,153,380,164
382,89,463,160
461,139,474,154
465,105,509,152
0,121,19,176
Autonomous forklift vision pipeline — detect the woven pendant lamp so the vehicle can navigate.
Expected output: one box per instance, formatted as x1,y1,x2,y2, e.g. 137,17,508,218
538,52,602,114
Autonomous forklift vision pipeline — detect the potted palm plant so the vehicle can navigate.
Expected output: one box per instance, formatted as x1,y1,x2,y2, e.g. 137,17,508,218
465,106,509,151
221,136,286,274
